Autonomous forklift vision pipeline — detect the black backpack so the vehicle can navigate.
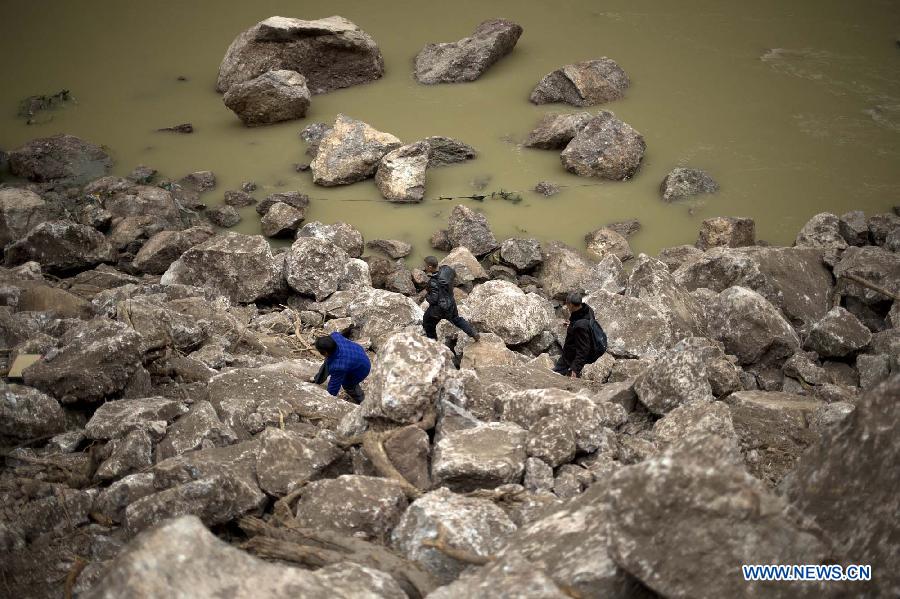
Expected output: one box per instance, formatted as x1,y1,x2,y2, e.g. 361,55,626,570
588,316,608,360
427,266,456,316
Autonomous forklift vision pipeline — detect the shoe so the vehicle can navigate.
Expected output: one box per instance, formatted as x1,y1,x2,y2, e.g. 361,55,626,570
472,333,481,342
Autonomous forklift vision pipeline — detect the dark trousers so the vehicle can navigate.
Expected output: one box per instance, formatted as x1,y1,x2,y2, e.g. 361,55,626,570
552,357,581,378
314,361,365,404
423,307,477,340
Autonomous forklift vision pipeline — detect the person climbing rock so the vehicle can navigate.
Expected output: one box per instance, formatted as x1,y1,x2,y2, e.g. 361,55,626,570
553,292,607,378
422,256,480,341
312,332,371,404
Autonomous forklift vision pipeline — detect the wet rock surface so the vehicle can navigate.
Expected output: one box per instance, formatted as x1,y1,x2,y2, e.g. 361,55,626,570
414,19,523,84
660,167,719,202
561,111,646,180
311,114,401,186
530,58,630,106
223,69,310,126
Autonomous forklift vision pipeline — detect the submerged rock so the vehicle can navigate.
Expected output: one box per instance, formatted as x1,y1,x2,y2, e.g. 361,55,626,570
216,15,384,94
560,112,646,180
421,136,477,167
8,133,112,185
659,167,719,202
530,58,630,107
524,112,592,149
223,69,310,126
414,19,523,84
375,141,429,202
311,114,401,186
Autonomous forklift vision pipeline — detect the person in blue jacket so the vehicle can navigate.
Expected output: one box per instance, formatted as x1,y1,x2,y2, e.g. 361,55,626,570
312,333,371,404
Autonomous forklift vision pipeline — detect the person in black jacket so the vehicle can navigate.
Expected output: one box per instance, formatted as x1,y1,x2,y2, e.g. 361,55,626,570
422,256,480,341
553,292,596,378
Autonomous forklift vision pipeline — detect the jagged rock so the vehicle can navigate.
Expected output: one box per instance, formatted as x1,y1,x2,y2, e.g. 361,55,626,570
856,354,891,390
96,428,153,480
725,390,822,485
780,376,899,597
223,69,310,126
161,232,281,303
804,306,872,358
255,428,344,496
460,280,551,344
428,552,566,598
367,239,412,259
259,201,304,237
284,237,349,300
833,246,900,306
539,241,593,300
432,422,527,491
294,475,408,543
707,286,800,365
586,291,674,358
584,227,633,262
179,170,216,191
783,352,830,386
296,220,364,258
23,318,143,403
554,464,590,498
499,237,542,271
383,425,431,490
607,440,832,599
795,212,848,251
206,205,241,228
673,337,743,397
523,457,555,492
13,283,91,318
131,225,215,274
583,255,626,296
85,396,186,441
156,400,238,460
310,114,401,186
524,112,592,149
652,400,738,452
375,141,428,202
867,212,900,246
634,347,714,415
696,216,755,250
625,254,704,339
4,220,116,274
92,473,156,524
458,332,522,369
0,188,50,247
560,112,645,181
17,485,96,542
430,228,452,251
0,382,66,440
659,167,719,202
216,16,384,94
839,210,869,246
526,415,577,467
222,190,256,208
391,487,516,584
347,288,423,347
581,353,615,383
8,134,112,184
446,204,498,256
362,331,454,424
414,19,522,84
99,182,184,229
255,191,309,216
365,255,415,294
530,58,629,106
657,244,702,272
422,136,477,167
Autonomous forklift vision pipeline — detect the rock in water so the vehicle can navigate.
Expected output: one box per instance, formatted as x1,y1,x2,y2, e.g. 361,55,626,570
284,237,350,300
781,375,900,598
161,232,281,303
584,227,633,262
529,58,630,106
414,19,523,84
216,15,384,94
660,167,719,202
446,204,498,256
223,69,310,126
524,112,592,149
560,112,646,180
260,202,305,237
375,141,429,202
310,114,402,186
8,134,112,184
421,136,477,167
206,205,241,228
256,191,309,216
4,220,116,275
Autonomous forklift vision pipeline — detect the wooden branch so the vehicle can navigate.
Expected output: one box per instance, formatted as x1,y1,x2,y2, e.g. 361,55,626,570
839,272,900,301
64,557,87,599
362,431,423,500
420,523,493,566
242,536,345,569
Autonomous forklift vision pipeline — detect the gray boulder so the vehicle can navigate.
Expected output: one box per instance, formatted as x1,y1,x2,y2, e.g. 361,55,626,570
216,15,384,94
652,400,738,452
625,254,705,339
804,306,872,358
8,134,112,184
132,226,215,274
659,167,719,202
260,201,305,237
347,288,424,348
795,212,848,251
524,112,592,149
0,382,66,440
157,400,238,460
586,291,675,358
422,136,477,167
657,244,702,272
839,210,869,246
0,188,50,248
255,428,344,496
696,216,755,250
499,237,542,271
833,246,900,306
310,114,401,186
85,396,187,440
530,58,629,106
296,219,365,257
707,286,800,365
460,279,552,345
438,246,487,285
366,238,412,259
867,212,900,246
161,232,281,303
375,141,428,202
560,112,645,180
634,347,714,415
255,190,309,216
432,422,527,491
446,204,498,256
584,227,633,262
223,69,310,126
414,19,522,84
539,241,593,300
206,205,241,228
4,220,116,274
284,237,350,300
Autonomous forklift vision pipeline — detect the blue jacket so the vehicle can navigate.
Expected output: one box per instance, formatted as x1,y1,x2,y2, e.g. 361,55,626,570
325,333,371,396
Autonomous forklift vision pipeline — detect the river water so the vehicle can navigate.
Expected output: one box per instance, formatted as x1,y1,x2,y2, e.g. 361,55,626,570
1,0,898,260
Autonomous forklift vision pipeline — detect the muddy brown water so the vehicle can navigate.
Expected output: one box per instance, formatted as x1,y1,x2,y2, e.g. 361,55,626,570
1,0,898,262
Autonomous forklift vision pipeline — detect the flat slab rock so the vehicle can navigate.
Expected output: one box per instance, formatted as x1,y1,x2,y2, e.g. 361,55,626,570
431,422,527,492
414,19,522,84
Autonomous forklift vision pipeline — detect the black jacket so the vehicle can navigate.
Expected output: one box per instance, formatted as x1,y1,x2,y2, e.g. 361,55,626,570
562,304,595,375
425,265,458,318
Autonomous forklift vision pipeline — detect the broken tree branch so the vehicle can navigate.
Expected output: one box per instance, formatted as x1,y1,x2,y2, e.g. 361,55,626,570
839,272,900,302
420,523,493,566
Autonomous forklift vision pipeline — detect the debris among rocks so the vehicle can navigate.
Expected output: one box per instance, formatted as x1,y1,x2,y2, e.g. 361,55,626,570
414,19,523,84
157,123,194,133
530,58,630,106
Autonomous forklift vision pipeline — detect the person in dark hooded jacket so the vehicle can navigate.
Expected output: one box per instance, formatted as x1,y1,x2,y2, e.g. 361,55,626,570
422,256,480,341
553,292,598,378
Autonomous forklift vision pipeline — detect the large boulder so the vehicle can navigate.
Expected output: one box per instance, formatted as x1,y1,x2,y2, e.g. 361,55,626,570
584,227,633,262
223,69,310,126
832,245,900,306
625,254,705,339
160,232,281,303
652,400,739,452
438,246,487,285
538,241,593,300
795,212,848,251
634,347,714,415
523,112,592,149
347,288,424,347
260,202,306,237
23,318,143,403
446,204,498,256
585,291,675,358
157,400,238,460
284,237,349,300
310,114,401,186
707,286,800,365
375,141,429,202
216,15,384,94
8,134,111,184
132,225,215,274
85,397,188,440
499,237,542,271
560,112,645,181
432,422,527,491
803,306,872,358
362,331,455,424
102,183,184,229
0,382,66,440
659,167,719,202
780,376,899,597
696,216,755,250
529,58,629,106
414,19,522,84
391,488,517,584
4,220,116,274
296,219,364,257
0,188,51,247
460,280,552,345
